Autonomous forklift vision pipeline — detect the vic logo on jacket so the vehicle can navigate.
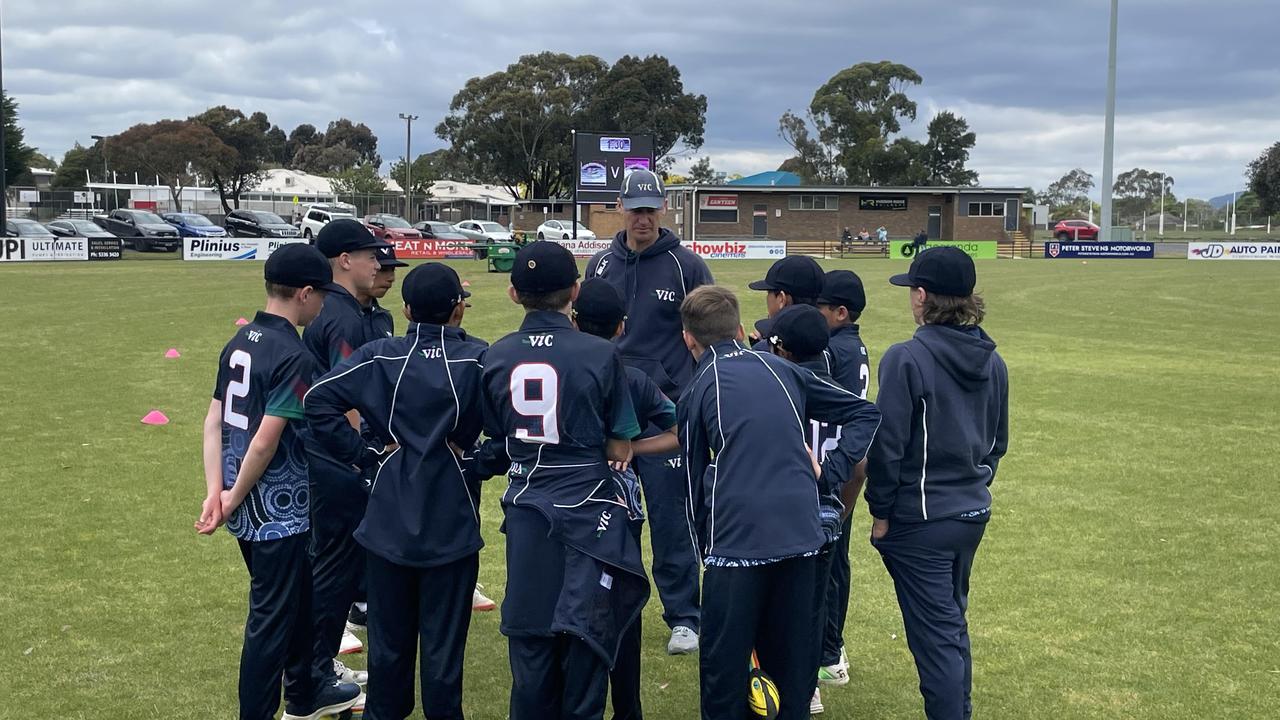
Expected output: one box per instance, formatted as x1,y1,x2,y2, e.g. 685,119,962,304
654,289,678,303
421,347,443,359
523,334,555,348
596,509,613,538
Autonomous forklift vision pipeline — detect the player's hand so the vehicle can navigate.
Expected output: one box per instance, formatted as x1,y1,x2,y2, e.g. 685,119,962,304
195,494,224,535
610,459,630,473
220,489,242,519
871,517,889,540
447,441,465,458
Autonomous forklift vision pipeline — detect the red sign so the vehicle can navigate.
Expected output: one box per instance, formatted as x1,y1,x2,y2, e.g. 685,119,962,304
701,194,737,209
132,200,157,210
392,238,474,259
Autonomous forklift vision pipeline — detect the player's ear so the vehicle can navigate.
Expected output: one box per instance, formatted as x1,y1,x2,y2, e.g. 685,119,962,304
734,324,745,341
507,285,520,305
614,319,625,339
568,282,581,304
449,302,466,326
402,304,413,322
682,329,698,356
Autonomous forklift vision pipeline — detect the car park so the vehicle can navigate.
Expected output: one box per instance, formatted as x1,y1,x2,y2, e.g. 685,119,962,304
1053,219,1100,241
299,204,358,240
95,209,181,251
224,210,301,238
365,214,422,241
413,220,471,242
46,219,117,238
536,220,596,240
162,212,227,237
455,220,513,242
3,218,56,239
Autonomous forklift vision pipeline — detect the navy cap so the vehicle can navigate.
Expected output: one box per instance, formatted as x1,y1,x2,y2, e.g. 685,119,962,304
401,263,470,320
573,277,626,327
511,240,580,293
264,243,334,289
748,255,825,298
619,169,665,210
767,304,830,358
889,246,976,296
817,270,866,313
316,218,392,258
376,244,408,268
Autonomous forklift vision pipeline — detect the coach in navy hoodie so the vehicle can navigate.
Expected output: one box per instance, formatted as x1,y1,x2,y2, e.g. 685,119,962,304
585,169,712,654
866,247,1009,720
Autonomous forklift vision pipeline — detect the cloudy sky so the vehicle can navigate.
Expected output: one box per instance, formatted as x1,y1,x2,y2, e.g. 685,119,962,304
5,0,1278,200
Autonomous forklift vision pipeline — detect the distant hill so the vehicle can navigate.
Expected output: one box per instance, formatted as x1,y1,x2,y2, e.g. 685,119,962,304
1209,191,1247,210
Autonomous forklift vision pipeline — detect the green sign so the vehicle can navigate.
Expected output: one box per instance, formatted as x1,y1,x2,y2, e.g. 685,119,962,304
891,240,998,260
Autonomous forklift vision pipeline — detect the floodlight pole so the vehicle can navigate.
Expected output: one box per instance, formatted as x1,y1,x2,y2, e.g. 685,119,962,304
1183,198,1187,233
1231,191,1238,235
1158,173,1165,236
1099,0,1119,243
398,113,418,220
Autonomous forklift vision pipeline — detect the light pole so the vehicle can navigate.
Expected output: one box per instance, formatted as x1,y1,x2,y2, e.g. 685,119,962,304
90,134,117,210
1158,173,1165,236
1231,191,1238,235
1099,0,1119,242
398,113,418,220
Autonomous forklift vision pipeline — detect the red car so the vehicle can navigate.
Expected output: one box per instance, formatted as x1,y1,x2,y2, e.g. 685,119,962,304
1053,219,1100,241
364,213,422,240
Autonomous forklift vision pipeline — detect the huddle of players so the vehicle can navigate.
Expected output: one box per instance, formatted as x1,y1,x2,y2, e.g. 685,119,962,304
201,212,1007,719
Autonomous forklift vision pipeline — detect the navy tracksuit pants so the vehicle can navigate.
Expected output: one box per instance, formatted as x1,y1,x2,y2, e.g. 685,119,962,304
700,555,818,720
633,452,700,631
236,533,316,720
365,551,478,720
308,452,368,687
503,506,610,720
821,515,854,666
874,518,986,720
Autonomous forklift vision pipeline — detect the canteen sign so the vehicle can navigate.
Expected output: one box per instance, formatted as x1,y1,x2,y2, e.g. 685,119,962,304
1188,242,1280,260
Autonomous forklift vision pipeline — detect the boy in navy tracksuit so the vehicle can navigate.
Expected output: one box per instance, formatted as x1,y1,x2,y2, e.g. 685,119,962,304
813,270,872,687
306,263,485,720
746,255,825,350
677,286,881,720
764,304,865,715
573,278,681,720
483,242,647,720
585,170,711,653
196,244,361,720
867,247,1009,720
302,219,393,676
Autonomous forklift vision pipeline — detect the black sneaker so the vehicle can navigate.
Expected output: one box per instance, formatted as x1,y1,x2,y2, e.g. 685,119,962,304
282,680,361,720
346,604,367,632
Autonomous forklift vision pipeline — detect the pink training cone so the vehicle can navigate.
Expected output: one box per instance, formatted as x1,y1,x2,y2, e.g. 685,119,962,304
235,317,249,326
140,410,170,426
461,280,471,288
164,348,181,358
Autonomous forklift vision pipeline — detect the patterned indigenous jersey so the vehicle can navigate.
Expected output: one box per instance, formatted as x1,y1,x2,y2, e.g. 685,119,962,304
213,311,314,542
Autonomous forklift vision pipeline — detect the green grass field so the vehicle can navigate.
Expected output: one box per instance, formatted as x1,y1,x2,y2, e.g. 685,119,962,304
3,255,1278,719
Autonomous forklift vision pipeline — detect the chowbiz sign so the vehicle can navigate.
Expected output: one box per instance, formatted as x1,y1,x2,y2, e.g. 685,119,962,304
0,237,89,262
1188,242,1280,260
892,241,998,260
689,240,785,260
1045,242,1154,259
183,237,307,261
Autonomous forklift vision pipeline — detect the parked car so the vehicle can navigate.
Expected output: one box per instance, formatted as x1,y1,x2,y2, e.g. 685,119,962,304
162,212,227,238
536,220,596,240
1053,219,1100,242
46,219,117,238
455,220,513,242
3,218,56,239
413,220,471,242
300,204,358,240
224,210,301,239
95,209,181,251
364,214,422,241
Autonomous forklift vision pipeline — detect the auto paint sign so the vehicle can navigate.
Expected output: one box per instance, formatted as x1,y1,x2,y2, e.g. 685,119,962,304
1188,242,1280,260
0,237,89,262
183,237,307,260
689,239,786,260
393,238,474,259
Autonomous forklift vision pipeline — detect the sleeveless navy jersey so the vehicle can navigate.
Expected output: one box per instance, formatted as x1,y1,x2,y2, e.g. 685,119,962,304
481,311,641,499
212,311,314,542
305,323,488,567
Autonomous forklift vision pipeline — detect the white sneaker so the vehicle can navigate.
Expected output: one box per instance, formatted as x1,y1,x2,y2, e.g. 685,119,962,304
339,629,363,655
667,625,699,655
334,659,368,686
810,687,825,714
817,646,850,686
472,584,496,612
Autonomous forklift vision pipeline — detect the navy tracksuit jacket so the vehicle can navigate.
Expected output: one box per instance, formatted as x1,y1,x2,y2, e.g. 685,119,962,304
305,322,489,720
866,323,1008,720
586,229,712,631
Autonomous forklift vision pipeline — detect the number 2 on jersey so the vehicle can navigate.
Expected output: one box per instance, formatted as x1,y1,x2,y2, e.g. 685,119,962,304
511,363,560,444
224,349,252,430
